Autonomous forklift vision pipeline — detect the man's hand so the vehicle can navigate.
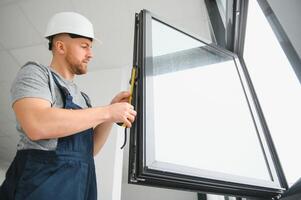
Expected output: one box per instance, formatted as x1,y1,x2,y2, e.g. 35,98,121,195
110,91,131,104
93,91,136,155
108,91,136,128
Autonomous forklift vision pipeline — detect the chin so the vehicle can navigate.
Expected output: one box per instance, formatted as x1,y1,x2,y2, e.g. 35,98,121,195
77,70,87,75
78,65,88,74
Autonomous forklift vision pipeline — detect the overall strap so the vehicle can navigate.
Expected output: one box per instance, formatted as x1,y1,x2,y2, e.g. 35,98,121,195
51,71,91,109
80,92,92,108
51,72,71,96
51,72,73,106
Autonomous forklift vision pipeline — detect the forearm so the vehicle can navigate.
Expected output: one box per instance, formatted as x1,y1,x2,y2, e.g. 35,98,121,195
93,122,113,156
20,106,110,140
14,96,135,142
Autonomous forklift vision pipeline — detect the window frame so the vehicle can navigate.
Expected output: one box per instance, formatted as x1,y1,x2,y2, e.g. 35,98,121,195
204,0,301,198
238,0,301,188
128,8,289,199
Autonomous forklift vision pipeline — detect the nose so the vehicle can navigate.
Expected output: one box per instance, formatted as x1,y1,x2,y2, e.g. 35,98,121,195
87,48,93,59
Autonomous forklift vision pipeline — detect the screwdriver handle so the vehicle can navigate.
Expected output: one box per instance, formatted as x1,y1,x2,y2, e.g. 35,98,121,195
117,67,136,128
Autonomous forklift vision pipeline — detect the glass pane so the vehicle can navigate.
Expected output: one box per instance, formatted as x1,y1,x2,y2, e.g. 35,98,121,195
145,19,274,186
243,0,301,186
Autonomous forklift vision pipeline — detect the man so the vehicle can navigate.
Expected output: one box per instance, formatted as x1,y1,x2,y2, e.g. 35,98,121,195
0,12,136,200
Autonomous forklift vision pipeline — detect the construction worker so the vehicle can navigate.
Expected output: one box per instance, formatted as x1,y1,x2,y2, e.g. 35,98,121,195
0,12,136,200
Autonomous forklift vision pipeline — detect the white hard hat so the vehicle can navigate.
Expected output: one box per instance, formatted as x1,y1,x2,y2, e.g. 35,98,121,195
45,12,95,40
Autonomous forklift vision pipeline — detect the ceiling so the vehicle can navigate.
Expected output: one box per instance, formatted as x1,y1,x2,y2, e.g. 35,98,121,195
0,0,211,169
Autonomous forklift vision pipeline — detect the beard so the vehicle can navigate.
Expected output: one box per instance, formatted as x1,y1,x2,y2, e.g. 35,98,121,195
66,53,88,75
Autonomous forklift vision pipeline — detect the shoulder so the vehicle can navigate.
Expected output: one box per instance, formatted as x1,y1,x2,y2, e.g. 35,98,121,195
10,61,53,105
19,61,50,76
14,61,52,85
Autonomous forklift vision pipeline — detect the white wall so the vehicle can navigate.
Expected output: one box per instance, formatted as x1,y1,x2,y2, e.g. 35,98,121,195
122,184,198,200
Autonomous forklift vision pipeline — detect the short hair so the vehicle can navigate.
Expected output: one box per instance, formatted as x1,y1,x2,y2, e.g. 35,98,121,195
47,33,93,51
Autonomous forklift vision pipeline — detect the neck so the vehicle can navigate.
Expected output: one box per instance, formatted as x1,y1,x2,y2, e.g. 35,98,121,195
50,57,74,80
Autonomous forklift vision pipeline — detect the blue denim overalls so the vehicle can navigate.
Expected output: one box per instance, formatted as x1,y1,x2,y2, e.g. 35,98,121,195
0,72,97,200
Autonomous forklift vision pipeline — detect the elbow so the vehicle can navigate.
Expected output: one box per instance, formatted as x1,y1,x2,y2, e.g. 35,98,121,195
27,133,42,141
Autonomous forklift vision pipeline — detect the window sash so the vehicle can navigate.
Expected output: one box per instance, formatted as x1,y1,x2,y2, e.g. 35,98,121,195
128,9,288,199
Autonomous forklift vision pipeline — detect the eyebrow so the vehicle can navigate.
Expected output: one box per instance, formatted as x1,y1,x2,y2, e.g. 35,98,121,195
81,42,92,47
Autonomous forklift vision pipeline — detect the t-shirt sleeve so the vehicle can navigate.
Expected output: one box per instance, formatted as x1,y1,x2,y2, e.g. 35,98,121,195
10,62,52,106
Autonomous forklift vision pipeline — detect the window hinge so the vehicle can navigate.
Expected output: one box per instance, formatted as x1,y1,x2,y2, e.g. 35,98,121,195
136,177,146,181
129,172,146,183
129,174,138,183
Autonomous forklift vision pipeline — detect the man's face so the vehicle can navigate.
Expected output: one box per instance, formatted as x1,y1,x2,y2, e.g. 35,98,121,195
65,37,93,75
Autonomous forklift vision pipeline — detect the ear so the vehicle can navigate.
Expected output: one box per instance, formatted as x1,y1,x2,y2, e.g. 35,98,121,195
54,40,66,55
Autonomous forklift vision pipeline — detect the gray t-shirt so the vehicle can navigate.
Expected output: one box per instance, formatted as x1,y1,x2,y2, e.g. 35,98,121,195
10,61,90,150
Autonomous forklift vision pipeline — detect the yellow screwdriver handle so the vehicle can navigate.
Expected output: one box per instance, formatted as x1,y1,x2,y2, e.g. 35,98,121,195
122,67,136,128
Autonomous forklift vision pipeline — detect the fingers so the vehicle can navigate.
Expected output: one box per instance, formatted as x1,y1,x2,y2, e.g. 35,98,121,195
126,110,136,123
111,91,131,104
119,98,130,103
123,117,132,128
122,103,136,128
130,110,137,121
118,92,131,103
116,91,131,100
121,91,131,97
121,114,133,128
124,105,136,126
